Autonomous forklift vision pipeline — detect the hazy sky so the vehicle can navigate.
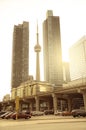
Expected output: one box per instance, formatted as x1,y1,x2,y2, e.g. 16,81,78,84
0,0,86,100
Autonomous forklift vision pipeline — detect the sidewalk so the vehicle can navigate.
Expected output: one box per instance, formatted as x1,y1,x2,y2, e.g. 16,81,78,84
31,115,86,121
0,115,86,127
31,115,72,120
27,115,86,124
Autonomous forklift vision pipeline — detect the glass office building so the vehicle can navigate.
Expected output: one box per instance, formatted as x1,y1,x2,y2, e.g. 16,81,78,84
43,10,63,86
69,36,86,80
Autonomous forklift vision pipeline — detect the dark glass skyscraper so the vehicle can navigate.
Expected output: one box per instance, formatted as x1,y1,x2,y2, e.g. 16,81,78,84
43,10,63,85
11,21,29,88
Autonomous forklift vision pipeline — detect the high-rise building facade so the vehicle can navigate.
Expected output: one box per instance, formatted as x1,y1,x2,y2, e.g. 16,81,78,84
69,36,86,81
11,21,29,88
43,10,63,85
63,62,70,82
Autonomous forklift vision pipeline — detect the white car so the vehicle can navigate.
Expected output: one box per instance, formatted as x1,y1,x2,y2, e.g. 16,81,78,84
31,111,44,116
54,110,62,116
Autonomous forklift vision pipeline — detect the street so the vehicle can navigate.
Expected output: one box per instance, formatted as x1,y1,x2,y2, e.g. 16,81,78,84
0,116,86,130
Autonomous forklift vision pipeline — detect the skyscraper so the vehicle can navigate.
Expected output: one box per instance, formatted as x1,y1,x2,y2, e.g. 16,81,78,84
63,62,70,82
43,10,63,85
11,21,29,88
69,36,86,80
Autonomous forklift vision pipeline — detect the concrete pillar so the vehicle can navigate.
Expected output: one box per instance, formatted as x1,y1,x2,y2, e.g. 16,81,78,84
35,96,40,111
19,102,22,111
29,102,33,111
47,101,51,110
83,91,86,111
52,93,57,113
60,100,63,111
67,98,72,112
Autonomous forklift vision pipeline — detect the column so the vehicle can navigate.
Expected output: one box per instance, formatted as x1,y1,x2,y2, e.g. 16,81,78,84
52,93,57,113
67,98,72,112
35,96,40,111
47,101,51,110
83,91,86,111
29,102,33,111
19,102,22,111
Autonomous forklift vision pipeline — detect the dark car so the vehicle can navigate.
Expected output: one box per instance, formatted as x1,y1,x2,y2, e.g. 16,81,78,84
11,112,31,120
44,110,54,115
71,109,86,117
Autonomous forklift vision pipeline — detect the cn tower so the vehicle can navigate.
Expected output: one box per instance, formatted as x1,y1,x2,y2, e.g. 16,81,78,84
34,24,41,81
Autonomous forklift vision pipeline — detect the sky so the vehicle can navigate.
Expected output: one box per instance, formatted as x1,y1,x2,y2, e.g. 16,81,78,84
0,0,86,101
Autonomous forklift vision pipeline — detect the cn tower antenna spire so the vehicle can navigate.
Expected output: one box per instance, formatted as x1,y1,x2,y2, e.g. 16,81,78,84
37,20,39,45
37,20,38,33
34,22,41,81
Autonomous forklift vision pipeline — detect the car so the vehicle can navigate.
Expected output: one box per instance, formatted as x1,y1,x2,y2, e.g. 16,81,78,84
11,112,31,120
22,110,31,115
62,111,72,116
31,111,44,116
0,111,6,116
4,111,14,119
71,109,86,117
0,111,10,119
54,110,62,116
44,110,54,115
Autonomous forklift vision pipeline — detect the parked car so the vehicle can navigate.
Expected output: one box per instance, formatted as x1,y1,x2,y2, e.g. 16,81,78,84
0,111,6,116
54,110,62,116
31,111,44,116
0,111,10,119
5,112,14,119
71,109,86,117
44,110,54,115
23,110,31,115
62,111,72,116
11,112,31,120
